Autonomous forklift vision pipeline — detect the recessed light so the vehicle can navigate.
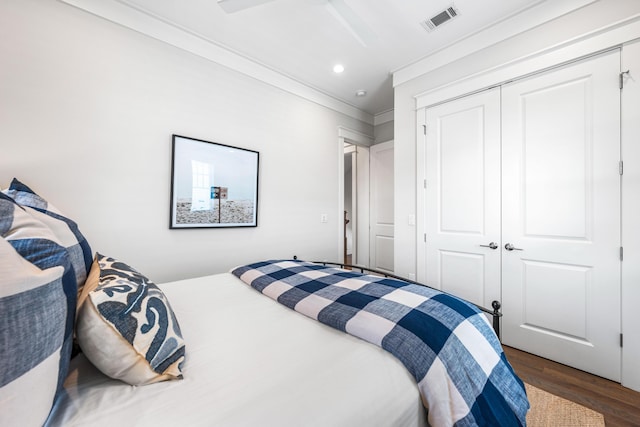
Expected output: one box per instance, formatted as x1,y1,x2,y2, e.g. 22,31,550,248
333,64,345,73
355,90,367,97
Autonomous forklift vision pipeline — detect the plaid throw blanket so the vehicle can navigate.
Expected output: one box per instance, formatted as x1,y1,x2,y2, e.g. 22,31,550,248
232,260,529,427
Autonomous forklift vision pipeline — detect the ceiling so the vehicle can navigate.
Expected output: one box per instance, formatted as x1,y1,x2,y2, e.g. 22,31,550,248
84,0,579,117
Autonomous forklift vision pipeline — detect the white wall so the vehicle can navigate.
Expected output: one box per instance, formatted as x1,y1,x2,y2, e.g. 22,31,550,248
393,0,640,390
374,120,393,145
0,0,372,283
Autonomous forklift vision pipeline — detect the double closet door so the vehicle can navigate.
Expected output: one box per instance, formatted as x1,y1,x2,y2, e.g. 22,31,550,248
420,50,621,381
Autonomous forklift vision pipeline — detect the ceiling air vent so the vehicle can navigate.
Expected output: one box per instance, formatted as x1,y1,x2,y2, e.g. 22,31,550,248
420,6,460,32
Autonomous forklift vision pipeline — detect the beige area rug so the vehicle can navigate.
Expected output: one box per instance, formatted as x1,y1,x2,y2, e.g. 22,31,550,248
526,383,605,427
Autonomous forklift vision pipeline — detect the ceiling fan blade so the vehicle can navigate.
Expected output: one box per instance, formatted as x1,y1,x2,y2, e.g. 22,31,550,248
217,0,277,13
326,0,376,47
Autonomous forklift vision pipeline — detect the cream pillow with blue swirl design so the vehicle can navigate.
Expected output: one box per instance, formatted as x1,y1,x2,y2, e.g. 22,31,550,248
76,253,186,385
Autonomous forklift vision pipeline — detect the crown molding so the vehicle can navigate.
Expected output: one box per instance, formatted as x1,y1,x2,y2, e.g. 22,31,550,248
59,0,374,125
414,14,640,110
374,109,394,126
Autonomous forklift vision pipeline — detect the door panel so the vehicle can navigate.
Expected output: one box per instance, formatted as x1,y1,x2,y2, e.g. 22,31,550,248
439,250,485,304
520,260,591,339
501,51,621,381
439,108,486,234
521,77,590,239
374,236,394,272
425,88,501,309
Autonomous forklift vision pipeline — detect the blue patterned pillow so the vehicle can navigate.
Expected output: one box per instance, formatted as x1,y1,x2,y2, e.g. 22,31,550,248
76,254,186,385
0,194,76,427
4,178,93,294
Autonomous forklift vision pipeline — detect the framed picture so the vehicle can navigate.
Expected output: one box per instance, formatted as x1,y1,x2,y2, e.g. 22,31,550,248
170,134,259,228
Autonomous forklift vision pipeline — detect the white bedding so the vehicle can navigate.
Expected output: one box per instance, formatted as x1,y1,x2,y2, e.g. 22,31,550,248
46,272,427,427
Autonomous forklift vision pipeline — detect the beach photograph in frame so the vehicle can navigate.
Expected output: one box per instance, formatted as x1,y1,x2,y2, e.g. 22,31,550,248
170,135,259,228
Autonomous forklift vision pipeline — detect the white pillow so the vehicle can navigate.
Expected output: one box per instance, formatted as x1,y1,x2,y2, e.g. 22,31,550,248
76,253,186,385
0,195,75,427
4,178,93,295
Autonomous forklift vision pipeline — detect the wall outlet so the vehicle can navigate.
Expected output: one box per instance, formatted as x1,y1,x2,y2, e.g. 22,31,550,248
408,273,416,281
408,215,416,226
320,214,328,223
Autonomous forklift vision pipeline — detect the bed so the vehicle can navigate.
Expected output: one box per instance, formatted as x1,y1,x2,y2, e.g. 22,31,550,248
46,270,428,426
1,178,529,427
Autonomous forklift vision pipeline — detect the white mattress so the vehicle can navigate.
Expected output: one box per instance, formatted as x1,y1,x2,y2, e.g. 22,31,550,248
47,272,427,427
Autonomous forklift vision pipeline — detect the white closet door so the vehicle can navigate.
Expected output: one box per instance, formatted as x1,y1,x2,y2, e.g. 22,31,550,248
370,141,394,273
501,50,621,381
424,88,502,309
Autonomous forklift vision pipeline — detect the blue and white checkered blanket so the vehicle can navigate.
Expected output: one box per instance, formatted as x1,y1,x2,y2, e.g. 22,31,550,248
232,260,529,427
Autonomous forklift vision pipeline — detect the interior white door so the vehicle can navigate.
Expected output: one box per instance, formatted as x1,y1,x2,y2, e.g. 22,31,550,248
370,141,394,272
424,88,501,309
501,50,621,381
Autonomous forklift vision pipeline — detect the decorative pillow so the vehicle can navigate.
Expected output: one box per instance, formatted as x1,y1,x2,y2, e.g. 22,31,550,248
4,178,93,294
0,194,76,427
76,253,186,385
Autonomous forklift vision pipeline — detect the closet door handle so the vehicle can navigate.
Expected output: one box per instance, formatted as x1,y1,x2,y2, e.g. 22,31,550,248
504,243,523,251
480,242,499,250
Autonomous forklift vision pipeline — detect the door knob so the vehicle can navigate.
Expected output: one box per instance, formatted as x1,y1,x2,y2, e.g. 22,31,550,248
479,242,499,250
504,243,523,251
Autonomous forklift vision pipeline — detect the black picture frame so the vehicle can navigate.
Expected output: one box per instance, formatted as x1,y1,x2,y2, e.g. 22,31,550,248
170,134,259,228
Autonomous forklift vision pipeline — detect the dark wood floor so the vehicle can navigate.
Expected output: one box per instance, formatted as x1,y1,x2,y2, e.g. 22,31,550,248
504,346,640,426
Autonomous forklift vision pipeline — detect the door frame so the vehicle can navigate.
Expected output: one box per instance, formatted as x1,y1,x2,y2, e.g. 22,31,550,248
344,144,357,263
416,110,428,283
416,49,625,384
621,39,640,392
337,127,372,266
